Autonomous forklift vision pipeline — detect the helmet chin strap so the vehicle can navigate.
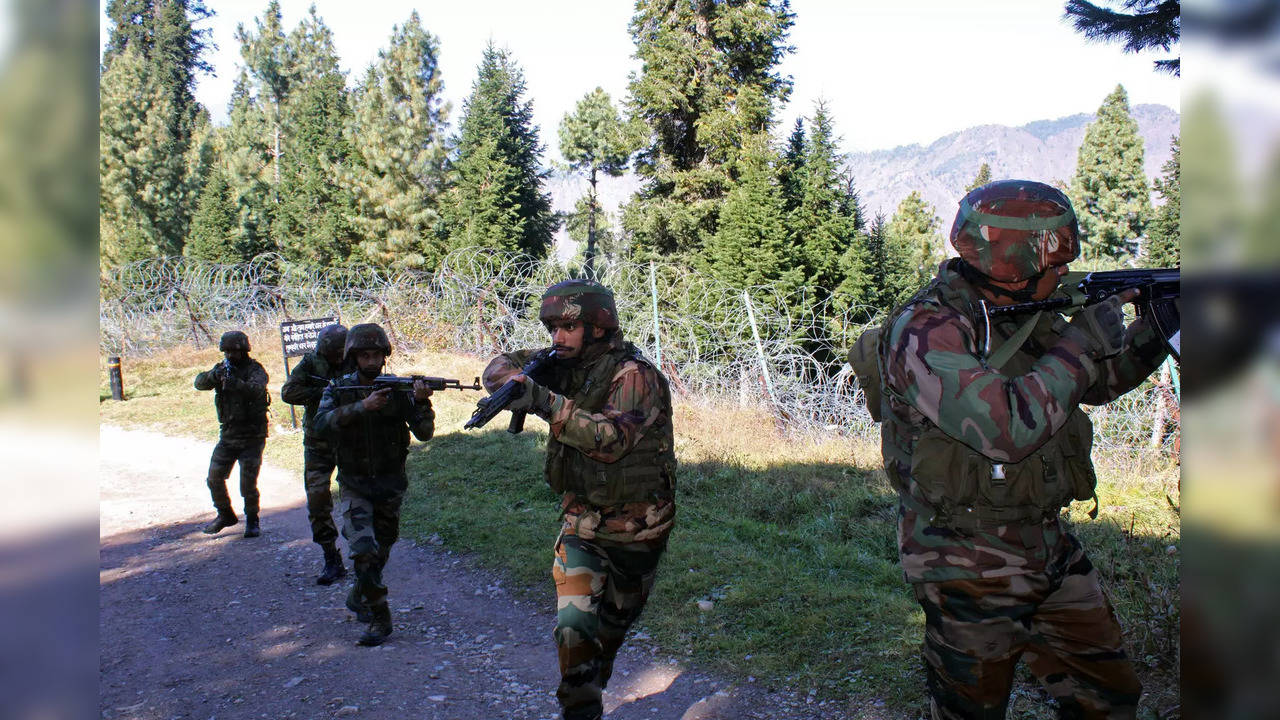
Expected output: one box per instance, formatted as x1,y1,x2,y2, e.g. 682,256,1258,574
955,259,1044,302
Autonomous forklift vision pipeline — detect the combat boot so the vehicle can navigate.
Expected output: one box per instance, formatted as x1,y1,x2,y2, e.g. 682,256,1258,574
201,510,238,534
243,514,261,538
345,586,373,623
316,545,347,586
357,603,392,646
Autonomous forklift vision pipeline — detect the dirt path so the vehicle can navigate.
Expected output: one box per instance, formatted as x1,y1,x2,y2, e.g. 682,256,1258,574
99,426,865,720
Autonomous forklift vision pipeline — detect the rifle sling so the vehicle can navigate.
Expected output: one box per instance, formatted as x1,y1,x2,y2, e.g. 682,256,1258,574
986,311,1043,372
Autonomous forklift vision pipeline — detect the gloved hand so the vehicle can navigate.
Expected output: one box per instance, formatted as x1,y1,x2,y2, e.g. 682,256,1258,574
1065,294,1129,359
505,376,555,417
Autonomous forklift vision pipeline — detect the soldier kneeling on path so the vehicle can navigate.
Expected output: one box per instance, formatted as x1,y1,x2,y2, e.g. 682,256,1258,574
194,330,270,538
280,323,349,585
860,180,1169,718
481,279,677,720
313,323,434,647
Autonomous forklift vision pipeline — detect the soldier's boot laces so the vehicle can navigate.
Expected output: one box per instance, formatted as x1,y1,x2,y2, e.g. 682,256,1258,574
316,546,347,586
345,587,373,624
201,511,238,534
242,515,261,538
357,604,392,647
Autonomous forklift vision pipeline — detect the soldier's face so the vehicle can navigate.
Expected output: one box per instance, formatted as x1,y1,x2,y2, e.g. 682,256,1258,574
545,320,605,359
987,264,1069,305
323,348,343,367
224,350,246,364
355,349,386,379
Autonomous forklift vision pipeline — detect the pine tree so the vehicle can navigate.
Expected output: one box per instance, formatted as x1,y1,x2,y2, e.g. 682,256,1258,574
221,70,277,260
235,0,292,194
884,191,941,305
1070,84,1152,261
788,102,864,310
185,167,240,263
565,196,625,266
778,118,806,213
101,0,214,264
100,45,189,265
622,0,794,256
338,12,450,269
1144,136,1179,266
699,133,799,295
1064,0,1180,75
966,162,992,192
861,213,890,310
559,87,639,275
272,8,356,266
444,43,554,258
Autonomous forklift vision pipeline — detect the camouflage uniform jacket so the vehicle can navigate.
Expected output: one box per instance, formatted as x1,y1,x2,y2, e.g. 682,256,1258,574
881,259,1168,583
280,352,342,449
194,359,270,442
483,334,676,543
312,371,434,499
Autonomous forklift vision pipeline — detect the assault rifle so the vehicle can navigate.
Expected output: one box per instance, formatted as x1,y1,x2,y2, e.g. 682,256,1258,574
463,349,556,434
990,267,1180,360
322,373,482,396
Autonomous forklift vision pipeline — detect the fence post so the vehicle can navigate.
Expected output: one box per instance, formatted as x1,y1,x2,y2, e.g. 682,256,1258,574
742,290,779,410
108,355,125,401
649,261,662,365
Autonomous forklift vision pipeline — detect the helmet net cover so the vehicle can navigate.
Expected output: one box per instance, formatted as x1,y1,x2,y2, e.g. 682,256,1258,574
538,279,619,330
219,331,250,352
315,324,348,357
343,323,392,361
949,180,1080,283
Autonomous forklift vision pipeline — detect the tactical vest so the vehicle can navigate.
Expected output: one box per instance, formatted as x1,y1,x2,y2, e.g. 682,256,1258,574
215,360,269,433
880,274,1098,531
543,342,677,507
329,374,412,481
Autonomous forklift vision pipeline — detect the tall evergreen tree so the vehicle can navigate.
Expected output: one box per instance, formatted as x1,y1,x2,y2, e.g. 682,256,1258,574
1064,0,1180,75
699,133,800,295
559,87,639,275
861,213,890,311
1144,136,1180,266
339,12,450,269
444,44,554,258
566,196,626,266
1070,84,1152,261
235,0,292,193
220,71,277,260
788,102,864,309
622,0,794,256
101,0,213,264
272,8,356,266
185,167,240,263
884,191,941,305
778,117,806,214
100,45,190,265
966,162,993,192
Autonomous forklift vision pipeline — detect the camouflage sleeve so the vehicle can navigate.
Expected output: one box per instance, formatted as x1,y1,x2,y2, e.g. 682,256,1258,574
314,383,362,431
481,349,540,393
545,360,666,463
193,365,217,391
408,397,435,442
884,302,1100,463
280,355,321,405
1079,314,1169,405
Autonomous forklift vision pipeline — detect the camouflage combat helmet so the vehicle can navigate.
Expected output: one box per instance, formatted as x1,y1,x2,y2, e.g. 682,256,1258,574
949,180,1080,283
539,279,619,330
343,323,391,361
218,330,251,352
315,324,348,357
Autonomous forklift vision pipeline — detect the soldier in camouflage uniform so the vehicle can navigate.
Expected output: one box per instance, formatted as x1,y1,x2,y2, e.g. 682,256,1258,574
194,330,271,538
313,323,434,647
280,324,349,585
482,279,677,720
874,181,1168,718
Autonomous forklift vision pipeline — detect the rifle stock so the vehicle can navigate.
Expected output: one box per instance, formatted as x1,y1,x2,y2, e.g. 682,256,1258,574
464,350,555,433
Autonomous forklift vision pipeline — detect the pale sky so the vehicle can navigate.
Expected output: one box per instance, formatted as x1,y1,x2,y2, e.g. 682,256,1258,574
100,0,1181,160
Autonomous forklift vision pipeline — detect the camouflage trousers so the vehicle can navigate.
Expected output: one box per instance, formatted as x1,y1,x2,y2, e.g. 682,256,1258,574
302,446,339,547
913,539,1142,719
553,531,668,720
206,438,264,517
338,486,403,609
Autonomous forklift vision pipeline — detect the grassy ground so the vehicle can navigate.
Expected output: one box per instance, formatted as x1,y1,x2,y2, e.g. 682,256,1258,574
100,342,1180,717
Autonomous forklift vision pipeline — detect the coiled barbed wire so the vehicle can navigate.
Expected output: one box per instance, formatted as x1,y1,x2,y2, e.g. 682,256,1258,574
100,249,1178,455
